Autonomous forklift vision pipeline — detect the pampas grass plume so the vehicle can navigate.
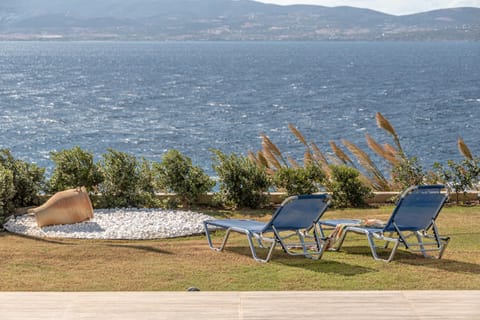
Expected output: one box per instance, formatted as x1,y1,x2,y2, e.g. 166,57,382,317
288,123,308,146
458,138,473,160
375,112,396,137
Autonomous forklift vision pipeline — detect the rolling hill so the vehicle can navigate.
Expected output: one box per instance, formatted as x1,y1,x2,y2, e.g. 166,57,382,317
0,0,478,40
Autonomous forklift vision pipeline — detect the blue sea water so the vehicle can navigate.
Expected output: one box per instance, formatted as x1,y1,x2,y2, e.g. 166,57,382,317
0,41,479,176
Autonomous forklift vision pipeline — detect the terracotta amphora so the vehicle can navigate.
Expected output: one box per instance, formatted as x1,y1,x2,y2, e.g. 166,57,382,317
29,187,94,227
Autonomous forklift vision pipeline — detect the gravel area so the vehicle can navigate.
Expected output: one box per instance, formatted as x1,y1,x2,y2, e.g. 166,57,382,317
3,208,214,240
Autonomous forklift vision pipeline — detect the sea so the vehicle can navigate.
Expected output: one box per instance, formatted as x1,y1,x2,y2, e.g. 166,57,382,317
0,41,479,176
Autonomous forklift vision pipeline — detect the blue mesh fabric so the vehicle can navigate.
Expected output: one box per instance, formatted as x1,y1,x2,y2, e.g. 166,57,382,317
266,194,329,231
384,186,446,232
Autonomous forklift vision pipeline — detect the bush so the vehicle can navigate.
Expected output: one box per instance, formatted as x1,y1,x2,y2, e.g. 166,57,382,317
97,149,157,208
211,150,271,209
138,158,157,196
48,146,103,193
153,149,214,207
392,156,425,190
273,164,325,196
326,165,372,208
0,165,15,225
0,149,45,209
434,158,480,202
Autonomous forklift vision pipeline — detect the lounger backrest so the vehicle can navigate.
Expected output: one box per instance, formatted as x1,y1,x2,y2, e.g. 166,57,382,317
384,185,447,232
264,194,329,232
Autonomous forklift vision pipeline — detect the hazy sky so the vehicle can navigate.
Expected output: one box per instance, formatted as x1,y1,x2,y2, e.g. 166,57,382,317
258,0,480,15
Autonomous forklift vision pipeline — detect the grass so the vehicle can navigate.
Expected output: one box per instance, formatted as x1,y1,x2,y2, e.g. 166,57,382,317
0,204,479,291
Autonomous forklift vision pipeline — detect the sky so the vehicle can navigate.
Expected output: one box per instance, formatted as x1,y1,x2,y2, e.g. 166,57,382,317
258,0,480,15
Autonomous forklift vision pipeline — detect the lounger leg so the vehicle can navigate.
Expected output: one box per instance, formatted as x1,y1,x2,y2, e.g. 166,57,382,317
415,231,428,258
309,227,327,260
366,233,379,259
417,229,450,259
385,239,400,262
273,226,326,260
204,223,232,252
330,227,349,252
432,223,450,259
296,230,308,256
318,224,327,238
296,229,324,259
368,233,400,262
256,237,266,248
383,232,394,249
437,237,450,259
317,224,339,247
246,232,276,263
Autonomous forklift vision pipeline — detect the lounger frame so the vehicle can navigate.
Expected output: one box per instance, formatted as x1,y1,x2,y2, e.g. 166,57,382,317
204,194,330,263
319,185,450,262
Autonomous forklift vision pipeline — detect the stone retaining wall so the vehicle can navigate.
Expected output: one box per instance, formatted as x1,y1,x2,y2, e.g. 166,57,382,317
157,191,479,206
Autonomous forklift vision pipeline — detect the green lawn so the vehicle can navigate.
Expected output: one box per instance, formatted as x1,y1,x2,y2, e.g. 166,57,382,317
1,205,479,291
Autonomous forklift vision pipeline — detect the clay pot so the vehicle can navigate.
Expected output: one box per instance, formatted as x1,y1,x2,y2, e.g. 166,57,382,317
29,187,94,227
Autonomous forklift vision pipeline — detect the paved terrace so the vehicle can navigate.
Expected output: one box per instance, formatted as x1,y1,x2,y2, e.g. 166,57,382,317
1,291,479,319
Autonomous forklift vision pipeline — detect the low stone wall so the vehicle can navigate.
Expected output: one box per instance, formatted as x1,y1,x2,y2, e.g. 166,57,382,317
156,191,479,206
444,191,479,203
19,190,477,215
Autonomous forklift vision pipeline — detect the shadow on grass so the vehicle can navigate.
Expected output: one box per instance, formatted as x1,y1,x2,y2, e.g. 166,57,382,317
278,258,376,276
336,245,412,259
227,246,376,276
338,246,480,274
5,231,76,245
398,257,480,274
105,243,173,255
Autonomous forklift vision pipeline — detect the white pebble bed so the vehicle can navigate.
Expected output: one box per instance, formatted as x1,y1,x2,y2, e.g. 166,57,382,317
3,208,214,240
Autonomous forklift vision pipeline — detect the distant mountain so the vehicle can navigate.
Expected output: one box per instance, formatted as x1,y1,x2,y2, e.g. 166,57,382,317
0,0,478,40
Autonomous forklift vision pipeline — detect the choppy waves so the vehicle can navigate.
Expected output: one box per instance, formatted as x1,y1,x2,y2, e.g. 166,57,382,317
1,41,479,175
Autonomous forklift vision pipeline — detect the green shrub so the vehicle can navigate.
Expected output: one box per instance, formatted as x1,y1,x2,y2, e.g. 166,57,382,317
392,156,425,190
48,146,103,193
0,149,45,209
211,150,271,209
153,149,214,207
434,158,480,203
97,149,157,208
326,165,372,208
138,158,161,207
138,158,157,196
273,164,325,196
0,165,15,225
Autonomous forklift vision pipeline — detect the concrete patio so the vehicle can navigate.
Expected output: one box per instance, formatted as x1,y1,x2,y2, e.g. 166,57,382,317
1,291,479,319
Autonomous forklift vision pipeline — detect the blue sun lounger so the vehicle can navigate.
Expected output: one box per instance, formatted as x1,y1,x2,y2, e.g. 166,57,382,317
204,194,330,262
319,185,450,262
